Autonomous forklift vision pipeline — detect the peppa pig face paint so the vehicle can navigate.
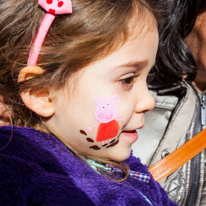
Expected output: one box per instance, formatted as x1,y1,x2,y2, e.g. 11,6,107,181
94,95,120,123
88,95,126,147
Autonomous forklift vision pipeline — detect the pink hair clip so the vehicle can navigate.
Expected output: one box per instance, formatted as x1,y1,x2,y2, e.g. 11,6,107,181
27,0,72,66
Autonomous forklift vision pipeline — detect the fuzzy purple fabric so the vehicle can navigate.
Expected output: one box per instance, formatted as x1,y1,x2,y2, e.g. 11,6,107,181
0,126,177,206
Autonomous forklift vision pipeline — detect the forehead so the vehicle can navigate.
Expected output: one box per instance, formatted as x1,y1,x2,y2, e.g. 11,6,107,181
115,7,158,58
99,4,158,59
81,11,158,72
129,7,157,37
80,23,158,79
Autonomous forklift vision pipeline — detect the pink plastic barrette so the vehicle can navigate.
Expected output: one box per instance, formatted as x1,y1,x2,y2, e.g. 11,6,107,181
27,0,72,66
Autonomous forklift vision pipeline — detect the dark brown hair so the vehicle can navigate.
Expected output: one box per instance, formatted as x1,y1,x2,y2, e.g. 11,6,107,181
0,0,158,127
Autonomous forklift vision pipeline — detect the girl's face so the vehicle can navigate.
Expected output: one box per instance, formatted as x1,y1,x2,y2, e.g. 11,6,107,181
49,19,159,161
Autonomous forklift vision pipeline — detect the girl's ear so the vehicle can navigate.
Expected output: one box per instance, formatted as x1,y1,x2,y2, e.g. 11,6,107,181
18,66,55,117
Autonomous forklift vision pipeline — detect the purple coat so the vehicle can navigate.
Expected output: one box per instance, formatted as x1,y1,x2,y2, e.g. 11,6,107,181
0,126,177,206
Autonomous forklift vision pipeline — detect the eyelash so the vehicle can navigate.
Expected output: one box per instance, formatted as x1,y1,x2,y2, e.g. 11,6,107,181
120,75,139,90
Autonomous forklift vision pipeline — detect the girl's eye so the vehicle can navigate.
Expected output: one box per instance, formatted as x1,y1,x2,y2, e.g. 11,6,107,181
120,75,138,90
123,77,134,84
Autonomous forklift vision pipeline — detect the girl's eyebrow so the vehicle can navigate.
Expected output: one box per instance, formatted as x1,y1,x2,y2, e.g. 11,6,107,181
117,60,149,69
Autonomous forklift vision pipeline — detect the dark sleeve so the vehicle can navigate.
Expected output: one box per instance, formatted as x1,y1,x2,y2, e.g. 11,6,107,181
0,154,95,206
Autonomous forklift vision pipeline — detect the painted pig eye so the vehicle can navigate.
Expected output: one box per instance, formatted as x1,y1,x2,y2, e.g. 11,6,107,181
102,106,105,109
107,103,110,106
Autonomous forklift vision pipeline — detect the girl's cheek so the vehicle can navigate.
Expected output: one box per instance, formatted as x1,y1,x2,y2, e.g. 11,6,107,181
78,94,127,151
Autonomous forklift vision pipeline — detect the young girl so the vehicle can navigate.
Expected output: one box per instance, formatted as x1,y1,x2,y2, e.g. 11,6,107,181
0,0,177,205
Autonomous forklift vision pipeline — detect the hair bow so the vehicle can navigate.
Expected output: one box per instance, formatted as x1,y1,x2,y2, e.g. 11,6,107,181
27,0,72,66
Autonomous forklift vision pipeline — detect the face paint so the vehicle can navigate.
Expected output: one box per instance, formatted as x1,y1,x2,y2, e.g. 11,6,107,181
88,95,126,145
86,138,94,143
80,130,87,136
79,129,118,150
106,139,119,148
94,95,120,123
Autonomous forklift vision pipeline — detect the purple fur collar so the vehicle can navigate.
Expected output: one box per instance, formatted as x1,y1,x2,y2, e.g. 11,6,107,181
0,126,177,206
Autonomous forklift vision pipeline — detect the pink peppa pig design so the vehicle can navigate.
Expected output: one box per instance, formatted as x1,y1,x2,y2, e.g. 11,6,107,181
88,95,126,146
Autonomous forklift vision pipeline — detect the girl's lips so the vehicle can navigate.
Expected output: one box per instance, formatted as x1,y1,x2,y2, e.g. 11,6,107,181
121,130,138,141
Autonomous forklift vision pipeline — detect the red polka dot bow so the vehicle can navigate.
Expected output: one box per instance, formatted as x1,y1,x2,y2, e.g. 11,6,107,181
27,0,72,66
39,0,72,15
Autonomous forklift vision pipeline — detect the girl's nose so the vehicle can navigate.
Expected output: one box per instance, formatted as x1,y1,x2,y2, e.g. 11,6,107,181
134,88,155,114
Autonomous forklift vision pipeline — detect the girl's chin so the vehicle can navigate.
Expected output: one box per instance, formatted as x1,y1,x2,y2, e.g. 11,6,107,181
108,149,132,162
